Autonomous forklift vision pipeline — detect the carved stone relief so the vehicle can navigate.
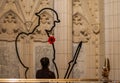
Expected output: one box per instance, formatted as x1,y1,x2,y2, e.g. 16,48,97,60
72,0,100,43
0,10,25,41
73,0,82,7
40,0,52,7
0,0,53,78
72,0,101,78
0,0,54,41
0,0,102,78
73,12,91,43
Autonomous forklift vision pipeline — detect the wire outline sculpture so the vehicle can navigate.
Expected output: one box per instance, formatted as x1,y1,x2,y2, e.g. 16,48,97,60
15,8,60,78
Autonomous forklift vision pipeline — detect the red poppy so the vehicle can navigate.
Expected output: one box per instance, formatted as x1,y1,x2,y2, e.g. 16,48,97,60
48,36,55,44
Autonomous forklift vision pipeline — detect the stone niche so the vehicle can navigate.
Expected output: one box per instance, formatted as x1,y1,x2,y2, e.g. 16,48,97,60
72,0,102,78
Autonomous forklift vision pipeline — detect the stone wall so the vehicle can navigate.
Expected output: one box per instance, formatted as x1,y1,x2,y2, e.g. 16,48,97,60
104,0,120,80
72,0,103,78
0,0,103,79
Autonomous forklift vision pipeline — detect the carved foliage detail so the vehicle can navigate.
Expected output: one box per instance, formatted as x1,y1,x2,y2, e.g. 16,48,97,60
6,0,15,4
4,11,17,24
40,0,50,6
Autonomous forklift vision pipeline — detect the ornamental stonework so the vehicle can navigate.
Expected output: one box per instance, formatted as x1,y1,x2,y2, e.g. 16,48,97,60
0,0,53,42
72,0,100,43
73,12,91,43
72,0,101,78
0,10,25,41
0,0,53,78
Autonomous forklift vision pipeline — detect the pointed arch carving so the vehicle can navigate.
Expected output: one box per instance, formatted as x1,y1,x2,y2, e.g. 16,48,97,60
0,10,25,41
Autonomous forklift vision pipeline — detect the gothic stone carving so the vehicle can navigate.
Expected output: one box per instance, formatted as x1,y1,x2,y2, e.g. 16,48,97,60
0,0,54,42
72,0,101,78
73,0,82,7
0,0,53,78
73,12,91,43
72,0,100,43
0,10,25,41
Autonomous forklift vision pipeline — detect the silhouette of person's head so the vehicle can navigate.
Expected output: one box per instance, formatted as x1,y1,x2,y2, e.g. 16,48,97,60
35,8,60,31
40,57,49,69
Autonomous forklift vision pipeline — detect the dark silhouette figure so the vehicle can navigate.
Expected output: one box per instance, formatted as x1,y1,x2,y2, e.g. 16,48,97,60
36,57,55,79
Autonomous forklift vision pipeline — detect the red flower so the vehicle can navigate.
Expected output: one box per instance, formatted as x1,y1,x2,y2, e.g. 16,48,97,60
48,36,55,44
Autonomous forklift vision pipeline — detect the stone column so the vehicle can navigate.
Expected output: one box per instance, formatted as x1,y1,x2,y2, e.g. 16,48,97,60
54,0,72,78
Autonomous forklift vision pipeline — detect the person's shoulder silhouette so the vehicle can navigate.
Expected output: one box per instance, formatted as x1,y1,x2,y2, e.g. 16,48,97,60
36,57,55,79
